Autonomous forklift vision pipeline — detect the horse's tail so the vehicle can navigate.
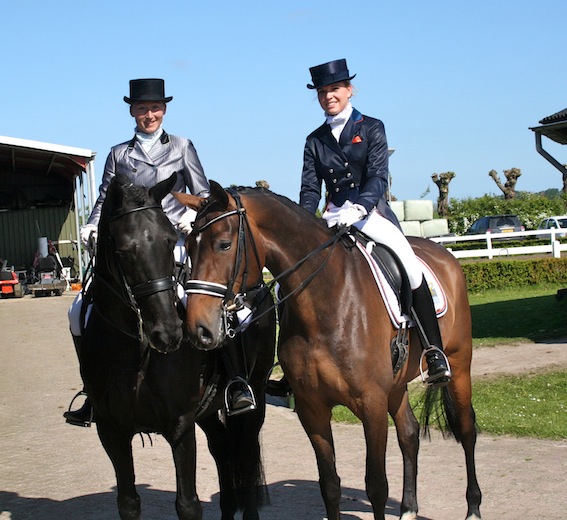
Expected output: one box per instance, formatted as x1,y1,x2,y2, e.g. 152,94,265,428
226,413,270,510
419,386,479,443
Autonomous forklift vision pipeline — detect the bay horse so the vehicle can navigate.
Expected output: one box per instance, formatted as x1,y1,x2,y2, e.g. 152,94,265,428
174,181,482,520
78,174,276,520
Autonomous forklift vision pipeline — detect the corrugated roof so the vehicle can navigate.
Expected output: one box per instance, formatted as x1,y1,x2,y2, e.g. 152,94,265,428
539,108,567,125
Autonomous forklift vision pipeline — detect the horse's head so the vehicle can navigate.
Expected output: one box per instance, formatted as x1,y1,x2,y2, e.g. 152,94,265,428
172,181,265,350
98,173,184,353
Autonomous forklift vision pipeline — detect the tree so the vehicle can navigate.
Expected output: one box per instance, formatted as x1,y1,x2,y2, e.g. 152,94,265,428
431,171,455,217
489,167,522,199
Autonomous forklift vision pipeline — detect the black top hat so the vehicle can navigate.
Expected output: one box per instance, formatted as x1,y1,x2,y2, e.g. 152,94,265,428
307,59,356,90
123,78,173,104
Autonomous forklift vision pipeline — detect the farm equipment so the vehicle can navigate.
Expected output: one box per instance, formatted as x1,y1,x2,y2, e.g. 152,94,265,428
0,260,24,298
27,255,67,297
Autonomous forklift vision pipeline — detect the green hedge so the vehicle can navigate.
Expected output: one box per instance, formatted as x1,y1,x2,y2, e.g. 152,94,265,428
462,257,567,292
447,193,567,235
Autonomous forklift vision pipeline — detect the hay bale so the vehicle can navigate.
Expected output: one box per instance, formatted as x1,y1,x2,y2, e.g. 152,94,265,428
400,221,422,237
390,201,405,222
403,200,433,222
421,219,449,238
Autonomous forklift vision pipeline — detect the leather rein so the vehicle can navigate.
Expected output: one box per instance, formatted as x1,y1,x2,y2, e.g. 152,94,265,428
186,190,349,336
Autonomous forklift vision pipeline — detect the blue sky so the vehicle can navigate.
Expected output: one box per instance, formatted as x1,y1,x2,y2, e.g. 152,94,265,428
3,1,567,205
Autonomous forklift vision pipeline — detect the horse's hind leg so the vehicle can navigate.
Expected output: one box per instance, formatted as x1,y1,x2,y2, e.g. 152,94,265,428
295,399,341,520
446,368,482,520
388,387,419,520
96,423,141,520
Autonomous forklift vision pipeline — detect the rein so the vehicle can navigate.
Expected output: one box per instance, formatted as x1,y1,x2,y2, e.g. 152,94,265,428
187,190,350,336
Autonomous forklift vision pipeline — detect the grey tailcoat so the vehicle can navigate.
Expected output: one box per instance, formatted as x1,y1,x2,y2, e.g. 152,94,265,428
87,130,210,228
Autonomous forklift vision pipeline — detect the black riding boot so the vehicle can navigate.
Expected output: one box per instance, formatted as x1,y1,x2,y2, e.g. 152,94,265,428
222,337,256,416
411,277,452,387
266,374,293,397
63,335,94,427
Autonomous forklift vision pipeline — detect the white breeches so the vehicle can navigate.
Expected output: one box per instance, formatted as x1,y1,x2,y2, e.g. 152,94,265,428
69,238,188,336
323,206,424,290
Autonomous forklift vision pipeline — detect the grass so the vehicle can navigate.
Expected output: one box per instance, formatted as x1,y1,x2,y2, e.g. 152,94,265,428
469,283,567,347
328,283,567,439
472,369,567,439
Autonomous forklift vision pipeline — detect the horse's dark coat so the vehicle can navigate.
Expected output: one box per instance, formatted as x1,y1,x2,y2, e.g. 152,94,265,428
79,175,276,520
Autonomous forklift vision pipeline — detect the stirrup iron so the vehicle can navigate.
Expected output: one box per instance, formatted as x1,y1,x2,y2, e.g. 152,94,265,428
224,376,257,417
64,390,93,427
419,345,452,385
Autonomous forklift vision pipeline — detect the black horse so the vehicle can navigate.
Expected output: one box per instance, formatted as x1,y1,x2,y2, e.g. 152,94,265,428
78,174,276,520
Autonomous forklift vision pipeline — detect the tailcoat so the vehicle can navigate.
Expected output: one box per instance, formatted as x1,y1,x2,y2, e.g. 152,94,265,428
300,108,399,227
88,130,209,227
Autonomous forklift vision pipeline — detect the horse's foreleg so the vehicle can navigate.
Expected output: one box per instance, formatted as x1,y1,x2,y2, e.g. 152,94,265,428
360,394,390,520
96,422,140,520
198,413,238,520
167,417,202,520
388,388,419,520
295,397,341,520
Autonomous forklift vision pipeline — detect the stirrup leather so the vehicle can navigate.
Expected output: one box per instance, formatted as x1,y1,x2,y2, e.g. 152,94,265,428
419,346,452,385
224,376,257,417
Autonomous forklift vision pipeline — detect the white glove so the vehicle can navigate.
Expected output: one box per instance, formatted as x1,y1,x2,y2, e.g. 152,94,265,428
338,204,367,227
178,209,197,234
80,224,98,247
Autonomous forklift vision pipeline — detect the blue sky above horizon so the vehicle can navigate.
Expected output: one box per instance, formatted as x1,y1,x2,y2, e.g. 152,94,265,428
3,1,567,205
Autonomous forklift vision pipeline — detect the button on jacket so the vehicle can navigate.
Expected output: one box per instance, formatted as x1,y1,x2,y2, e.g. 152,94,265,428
300,108,399,227
88,131,210,227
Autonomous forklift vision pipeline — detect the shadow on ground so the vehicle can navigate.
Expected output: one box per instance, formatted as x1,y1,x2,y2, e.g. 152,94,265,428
0,480,434,520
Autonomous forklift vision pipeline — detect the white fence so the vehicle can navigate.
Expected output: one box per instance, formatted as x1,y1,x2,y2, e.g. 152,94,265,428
429,229,567,260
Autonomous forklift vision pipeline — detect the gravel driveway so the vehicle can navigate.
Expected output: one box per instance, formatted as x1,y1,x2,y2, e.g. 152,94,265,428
1,292,566,519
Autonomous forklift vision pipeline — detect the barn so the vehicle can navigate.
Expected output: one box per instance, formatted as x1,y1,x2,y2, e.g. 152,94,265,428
0,136,97,282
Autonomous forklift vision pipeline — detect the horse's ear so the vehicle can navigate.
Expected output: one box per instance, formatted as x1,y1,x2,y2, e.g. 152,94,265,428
209,180,229,210
149,173,177,203
171,191,205,211
106,177,124,209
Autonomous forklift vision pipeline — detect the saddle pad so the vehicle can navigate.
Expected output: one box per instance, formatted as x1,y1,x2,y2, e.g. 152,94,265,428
354,240,447,328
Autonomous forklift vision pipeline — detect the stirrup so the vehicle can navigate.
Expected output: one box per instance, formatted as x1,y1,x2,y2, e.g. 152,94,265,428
64,391,93,427
224,376,257,417
419,346,452,387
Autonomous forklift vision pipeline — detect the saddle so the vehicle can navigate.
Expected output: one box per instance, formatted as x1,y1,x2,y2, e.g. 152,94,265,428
347,228,413,316
345,227,448,374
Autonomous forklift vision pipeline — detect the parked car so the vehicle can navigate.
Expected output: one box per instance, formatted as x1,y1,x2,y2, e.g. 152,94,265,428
537,215,567,237
464,214,525,237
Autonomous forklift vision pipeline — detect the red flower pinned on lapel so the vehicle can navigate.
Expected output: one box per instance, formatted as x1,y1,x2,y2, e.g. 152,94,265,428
352,135,363,144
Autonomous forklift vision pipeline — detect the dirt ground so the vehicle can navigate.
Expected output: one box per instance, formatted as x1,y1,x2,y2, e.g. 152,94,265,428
1,292,566,519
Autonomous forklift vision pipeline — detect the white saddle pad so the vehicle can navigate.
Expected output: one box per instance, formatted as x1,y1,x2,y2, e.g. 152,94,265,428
354,240,447,329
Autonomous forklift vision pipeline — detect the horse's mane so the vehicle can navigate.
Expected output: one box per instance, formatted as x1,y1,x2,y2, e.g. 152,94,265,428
228,185,329,231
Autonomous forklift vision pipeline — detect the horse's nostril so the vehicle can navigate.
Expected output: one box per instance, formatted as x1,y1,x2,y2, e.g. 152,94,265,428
150,327,182,353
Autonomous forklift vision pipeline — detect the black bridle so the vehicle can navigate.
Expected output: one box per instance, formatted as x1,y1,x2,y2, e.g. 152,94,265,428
92,203,177,347
186,189,350,337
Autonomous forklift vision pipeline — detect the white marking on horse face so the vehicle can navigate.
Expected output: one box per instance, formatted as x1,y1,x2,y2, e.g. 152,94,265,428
196,234,202,245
